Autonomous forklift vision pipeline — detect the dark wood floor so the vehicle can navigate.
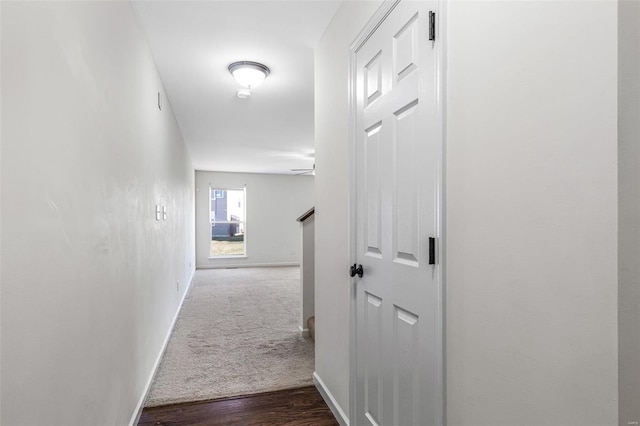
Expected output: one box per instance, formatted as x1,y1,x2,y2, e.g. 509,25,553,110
138,386,339,426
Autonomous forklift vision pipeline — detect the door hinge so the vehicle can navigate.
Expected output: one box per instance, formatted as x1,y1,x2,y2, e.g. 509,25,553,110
429,237,436,265
429,11,436,41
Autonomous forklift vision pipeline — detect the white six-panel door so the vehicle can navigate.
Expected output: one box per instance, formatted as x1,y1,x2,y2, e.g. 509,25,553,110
353,1,442,425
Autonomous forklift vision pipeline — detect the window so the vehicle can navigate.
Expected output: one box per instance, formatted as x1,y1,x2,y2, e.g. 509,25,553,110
210,187,246,257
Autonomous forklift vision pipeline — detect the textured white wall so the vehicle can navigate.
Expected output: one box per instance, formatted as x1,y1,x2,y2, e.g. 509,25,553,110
314,0,382,420
195,171,314,269
1,2,195,425
446,1,618,424
619,0,640,424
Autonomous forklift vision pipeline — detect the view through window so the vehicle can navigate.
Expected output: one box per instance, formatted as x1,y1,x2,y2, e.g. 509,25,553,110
210,187,246,257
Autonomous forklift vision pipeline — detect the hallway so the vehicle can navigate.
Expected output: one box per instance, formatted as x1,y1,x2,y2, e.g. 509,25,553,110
145,267,314,407
1,0,636,424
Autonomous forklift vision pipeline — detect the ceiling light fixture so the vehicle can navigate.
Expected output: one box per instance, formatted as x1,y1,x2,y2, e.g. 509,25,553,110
228,61,270,89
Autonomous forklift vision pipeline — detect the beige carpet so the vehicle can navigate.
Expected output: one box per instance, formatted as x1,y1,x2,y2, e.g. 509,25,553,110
145,266,314,407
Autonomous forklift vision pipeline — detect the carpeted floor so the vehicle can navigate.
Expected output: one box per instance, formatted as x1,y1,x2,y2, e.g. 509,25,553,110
145,266,314,407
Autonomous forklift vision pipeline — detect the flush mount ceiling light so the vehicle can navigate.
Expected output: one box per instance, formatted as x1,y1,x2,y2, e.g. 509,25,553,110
228,61,270,89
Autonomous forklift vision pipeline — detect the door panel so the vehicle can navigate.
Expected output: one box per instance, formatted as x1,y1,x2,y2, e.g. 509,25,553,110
366,52,383,106
393,99,420,266
365,122,383,257
364,292,383,426
393,306,419,426
354,1,442,425
393,13,419,82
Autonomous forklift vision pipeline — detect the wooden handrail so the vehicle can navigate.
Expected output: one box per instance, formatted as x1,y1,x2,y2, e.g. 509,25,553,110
297,207,315,222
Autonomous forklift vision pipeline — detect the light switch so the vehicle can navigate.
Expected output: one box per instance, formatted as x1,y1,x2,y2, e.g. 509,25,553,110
163,206,167,220
155,205,161,221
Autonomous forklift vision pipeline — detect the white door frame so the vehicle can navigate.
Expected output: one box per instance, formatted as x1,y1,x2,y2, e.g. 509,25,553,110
347,0,447,423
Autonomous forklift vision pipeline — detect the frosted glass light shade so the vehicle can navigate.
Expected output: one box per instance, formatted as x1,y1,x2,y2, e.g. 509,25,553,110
228,61,270,88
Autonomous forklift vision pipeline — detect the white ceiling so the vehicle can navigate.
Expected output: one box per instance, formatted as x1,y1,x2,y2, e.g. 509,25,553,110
132,1,342,174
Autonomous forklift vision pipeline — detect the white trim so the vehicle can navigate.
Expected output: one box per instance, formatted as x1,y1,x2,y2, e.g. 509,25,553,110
128,269,195,426
196,262,300,269
435,0,448,423
347,0,447,423
207,255,248,260
350,0,401,53
313,372,349,426
298,326,310,337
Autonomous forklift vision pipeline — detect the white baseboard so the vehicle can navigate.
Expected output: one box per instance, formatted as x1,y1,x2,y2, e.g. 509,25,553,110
196,262,300,269
129,269,195,426
298,326,310,337
313,372,349,426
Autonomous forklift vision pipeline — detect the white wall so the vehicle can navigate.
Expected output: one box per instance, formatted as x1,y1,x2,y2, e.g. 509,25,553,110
446,1,618,424
619,1,640,424
195,171,313,268
314,0,382,420
1,2,195,425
